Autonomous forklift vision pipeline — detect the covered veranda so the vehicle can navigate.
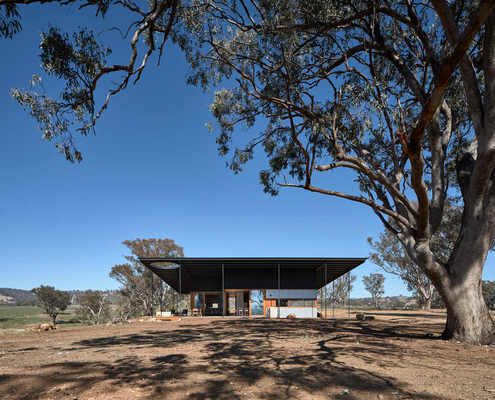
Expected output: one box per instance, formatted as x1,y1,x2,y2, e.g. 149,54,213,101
139,257,366,317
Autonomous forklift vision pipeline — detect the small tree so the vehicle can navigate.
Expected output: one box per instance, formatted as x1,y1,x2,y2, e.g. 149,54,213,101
110,238,184,317
325,273,356,305
32,285,70,325
76,290,110,325
112,292,133,323
368,232,436,310
363,274,385,309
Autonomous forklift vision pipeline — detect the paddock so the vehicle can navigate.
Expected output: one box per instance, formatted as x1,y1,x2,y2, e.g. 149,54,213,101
1,310,494,400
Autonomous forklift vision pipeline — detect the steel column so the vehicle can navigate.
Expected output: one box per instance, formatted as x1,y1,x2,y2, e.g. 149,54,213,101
332,279,335,318
277,263,280,319
222,263,225,316
348,273,351,319
319,288,322,318
177,264,182,315
150,271,154,317
190,292,195,316
324,263,327,319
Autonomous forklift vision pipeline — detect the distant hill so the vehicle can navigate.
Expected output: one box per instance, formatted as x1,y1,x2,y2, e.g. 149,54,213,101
0,288,37,305
0,288,121,306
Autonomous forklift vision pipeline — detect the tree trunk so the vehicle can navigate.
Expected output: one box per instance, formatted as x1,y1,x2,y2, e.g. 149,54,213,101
408,227,494,344
417,285,432,310
442,277,494,344
421,297,432,310
440,223,495,344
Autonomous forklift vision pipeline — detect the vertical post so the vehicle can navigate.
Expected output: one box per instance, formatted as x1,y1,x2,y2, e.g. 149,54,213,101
348,273,351,319
248,290,252,317
222,264,225,316
150,271,154,317
190,292,194,316
177,264,182,315
332,280,335,319
324,263,327,319
263,289,266,317
319,288,322,318
159,281,163,314
277,263,281,319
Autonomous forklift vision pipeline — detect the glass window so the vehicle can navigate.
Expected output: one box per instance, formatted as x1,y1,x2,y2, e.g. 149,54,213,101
288,299,314,307
276,299,288,307
274,299,315,307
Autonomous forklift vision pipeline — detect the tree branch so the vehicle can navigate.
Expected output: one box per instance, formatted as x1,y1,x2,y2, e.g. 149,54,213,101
279,182,411,228
407,0,495,238
431,0,485,135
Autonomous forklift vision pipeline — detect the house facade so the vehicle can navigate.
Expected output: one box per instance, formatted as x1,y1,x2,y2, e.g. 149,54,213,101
140,257,365,318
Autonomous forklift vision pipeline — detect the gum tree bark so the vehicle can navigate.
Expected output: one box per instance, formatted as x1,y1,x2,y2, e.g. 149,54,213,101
438,161,495,343
415,242,494,343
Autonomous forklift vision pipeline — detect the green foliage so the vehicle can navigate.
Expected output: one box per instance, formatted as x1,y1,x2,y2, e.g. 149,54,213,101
0,4,21,39
11,28,111,161
109,238,184,317
31,285,71,325
6,0,177,160
0,1,111,39
179,0,464,194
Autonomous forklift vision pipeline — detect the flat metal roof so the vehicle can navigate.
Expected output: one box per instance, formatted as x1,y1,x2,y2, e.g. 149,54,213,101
140,257,366,293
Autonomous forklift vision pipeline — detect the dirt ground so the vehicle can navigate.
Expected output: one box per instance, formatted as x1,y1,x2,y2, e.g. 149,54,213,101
0,310,494,400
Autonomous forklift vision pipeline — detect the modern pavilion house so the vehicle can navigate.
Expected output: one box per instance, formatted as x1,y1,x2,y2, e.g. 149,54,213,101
140,257,365,318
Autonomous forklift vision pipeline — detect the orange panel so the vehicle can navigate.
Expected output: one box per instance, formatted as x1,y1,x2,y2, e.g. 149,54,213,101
263,298,276,316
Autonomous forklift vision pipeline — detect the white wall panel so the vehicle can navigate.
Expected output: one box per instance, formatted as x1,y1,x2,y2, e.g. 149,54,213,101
265,289,317,299
266,306,317,318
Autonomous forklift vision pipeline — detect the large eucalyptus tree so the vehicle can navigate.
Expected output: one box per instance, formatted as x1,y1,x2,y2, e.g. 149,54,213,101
178,0,495,344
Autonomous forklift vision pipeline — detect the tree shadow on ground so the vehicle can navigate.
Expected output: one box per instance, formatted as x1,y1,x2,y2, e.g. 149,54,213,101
0,318,448,400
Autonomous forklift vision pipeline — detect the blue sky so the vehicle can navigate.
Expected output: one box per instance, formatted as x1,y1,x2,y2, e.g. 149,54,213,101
0,4,493,298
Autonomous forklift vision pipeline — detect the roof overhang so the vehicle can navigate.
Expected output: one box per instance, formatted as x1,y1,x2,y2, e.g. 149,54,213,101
139,257,366,294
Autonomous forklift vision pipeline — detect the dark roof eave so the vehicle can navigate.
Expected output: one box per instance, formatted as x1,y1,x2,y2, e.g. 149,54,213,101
139,257,367,264
139,257,366,293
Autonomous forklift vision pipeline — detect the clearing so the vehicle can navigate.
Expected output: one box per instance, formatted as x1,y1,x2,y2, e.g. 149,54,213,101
0,310,494,400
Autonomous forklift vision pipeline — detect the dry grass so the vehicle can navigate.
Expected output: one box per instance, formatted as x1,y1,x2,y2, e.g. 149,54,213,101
0,310,494,400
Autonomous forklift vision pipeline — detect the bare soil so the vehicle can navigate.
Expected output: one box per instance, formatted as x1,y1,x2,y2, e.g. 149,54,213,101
0,310,494,400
